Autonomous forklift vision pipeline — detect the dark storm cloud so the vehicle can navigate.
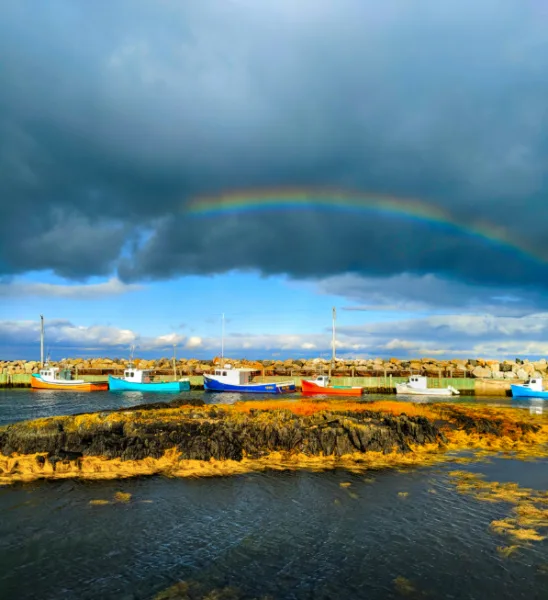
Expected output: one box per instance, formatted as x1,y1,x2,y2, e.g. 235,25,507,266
318,273,548,317
1,0,548,287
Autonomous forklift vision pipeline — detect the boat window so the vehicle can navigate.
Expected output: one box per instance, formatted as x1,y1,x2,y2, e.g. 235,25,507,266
223,371,227,376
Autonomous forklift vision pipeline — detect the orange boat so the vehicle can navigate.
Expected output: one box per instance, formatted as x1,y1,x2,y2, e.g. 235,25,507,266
301,376,364,396
31,366,108,392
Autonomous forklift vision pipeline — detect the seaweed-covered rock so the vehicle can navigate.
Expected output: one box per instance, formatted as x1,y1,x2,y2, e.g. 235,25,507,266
0,406,445,464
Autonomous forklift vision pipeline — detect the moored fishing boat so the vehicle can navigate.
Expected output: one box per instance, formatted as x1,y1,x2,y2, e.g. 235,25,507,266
511,378,548,399
301,375,364,396
31,366,108,391
108,364,190,392
396,375,459,396
30,314,107,391
203,365,295,393
204,313,295,393
300,307,364,396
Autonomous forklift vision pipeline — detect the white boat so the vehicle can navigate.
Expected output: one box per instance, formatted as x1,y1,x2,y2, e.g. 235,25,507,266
396,375,460,396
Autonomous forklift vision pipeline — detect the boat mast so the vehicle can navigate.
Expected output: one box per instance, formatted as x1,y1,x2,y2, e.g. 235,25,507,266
172,343,177,380
40,315,44,367
331,307,336,373
221,312,225,368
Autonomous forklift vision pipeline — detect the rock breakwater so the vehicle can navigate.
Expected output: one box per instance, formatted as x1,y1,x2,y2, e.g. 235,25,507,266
2,356,547,379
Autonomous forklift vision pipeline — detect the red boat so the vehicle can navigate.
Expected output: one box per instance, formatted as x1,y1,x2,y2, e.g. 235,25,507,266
301,376,364,396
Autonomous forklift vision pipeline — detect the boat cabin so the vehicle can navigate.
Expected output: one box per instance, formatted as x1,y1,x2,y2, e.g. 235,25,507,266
123,368,152,384
407,375,428,390
39,367,73,382
520,378,544,392
210,366,256,385
313,375,330,387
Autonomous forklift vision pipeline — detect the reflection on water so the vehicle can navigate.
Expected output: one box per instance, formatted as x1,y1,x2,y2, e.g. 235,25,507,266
1,389,547,426
0,391,548,598
529,400,544,415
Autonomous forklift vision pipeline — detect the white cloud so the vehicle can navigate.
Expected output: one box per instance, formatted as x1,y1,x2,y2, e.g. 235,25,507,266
0,277,142,298
185,336,203,349
0,319,191,358
3,311,548,359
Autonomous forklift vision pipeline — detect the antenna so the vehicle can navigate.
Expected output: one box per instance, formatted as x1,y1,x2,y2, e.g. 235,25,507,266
331,307,336,372
221,313,225,368
40,315,45,367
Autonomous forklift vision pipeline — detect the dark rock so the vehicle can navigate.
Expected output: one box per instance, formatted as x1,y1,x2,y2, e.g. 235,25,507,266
0,406,448,466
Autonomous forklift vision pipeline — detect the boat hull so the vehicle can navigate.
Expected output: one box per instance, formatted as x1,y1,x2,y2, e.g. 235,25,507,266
396,384,457,396
511,385,548,399
203,375,295,394
108,375,190,392
301,380,364,396
31,375,108,392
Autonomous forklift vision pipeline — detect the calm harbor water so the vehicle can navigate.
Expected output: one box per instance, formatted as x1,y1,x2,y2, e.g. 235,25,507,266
0,390,546,599
0,388,544,426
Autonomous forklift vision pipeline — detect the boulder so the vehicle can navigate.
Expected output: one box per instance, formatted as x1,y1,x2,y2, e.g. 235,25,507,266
533,359,547,372
472,366,492,379
516,368,529,380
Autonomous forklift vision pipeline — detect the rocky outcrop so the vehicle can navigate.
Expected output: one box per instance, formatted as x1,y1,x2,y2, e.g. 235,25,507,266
434,405,541,437
1,401,546,485
0,404,444,466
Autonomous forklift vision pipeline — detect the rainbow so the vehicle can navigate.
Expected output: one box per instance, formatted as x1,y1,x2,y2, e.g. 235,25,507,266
187,188,545,265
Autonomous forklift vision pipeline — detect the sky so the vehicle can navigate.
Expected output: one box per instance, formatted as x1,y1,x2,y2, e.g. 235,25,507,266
2,0,548,361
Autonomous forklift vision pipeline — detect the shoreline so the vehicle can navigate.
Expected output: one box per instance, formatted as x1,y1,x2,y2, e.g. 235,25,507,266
1,400,546,486
3,355,544,395
0,373,502,395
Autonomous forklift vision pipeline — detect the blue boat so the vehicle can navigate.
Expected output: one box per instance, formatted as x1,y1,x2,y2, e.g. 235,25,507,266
511,378,548,399
109,365,190,393
204,366,295,394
